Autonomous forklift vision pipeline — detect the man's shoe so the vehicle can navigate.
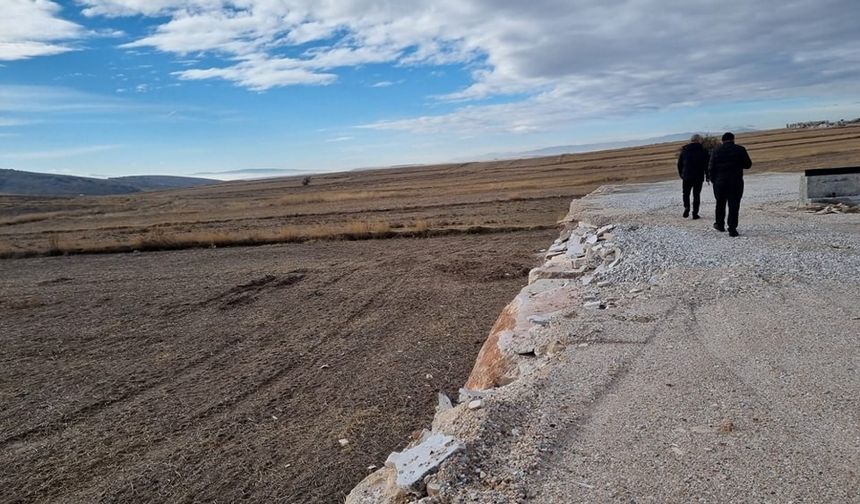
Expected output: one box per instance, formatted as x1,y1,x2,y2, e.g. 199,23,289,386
713,223,725,232
692,214,700,220
728,228,739,237
683,209,690,218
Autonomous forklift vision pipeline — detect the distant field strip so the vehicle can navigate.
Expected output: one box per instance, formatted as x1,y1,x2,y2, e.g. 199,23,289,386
0,221,556,259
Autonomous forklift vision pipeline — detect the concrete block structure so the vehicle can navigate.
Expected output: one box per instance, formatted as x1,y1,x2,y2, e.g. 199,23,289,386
800,167,860,204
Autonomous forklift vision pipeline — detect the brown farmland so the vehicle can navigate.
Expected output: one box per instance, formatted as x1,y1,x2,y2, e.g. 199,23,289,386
1,126,859,503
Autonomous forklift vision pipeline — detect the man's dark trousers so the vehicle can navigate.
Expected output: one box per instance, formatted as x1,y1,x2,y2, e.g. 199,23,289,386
682,180,703,216
714,181,743,231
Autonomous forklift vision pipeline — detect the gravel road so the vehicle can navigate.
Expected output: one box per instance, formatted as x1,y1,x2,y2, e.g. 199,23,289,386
442,174,859,503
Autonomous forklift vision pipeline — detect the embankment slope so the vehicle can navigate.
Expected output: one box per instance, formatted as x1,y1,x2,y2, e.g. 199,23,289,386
350,173,859,503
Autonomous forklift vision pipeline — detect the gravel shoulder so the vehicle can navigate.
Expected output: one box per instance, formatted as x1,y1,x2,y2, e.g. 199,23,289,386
434,173,859,503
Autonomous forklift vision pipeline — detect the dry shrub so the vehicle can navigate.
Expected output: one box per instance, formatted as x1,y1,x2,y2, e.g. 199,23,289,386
0,243,15,256
412,219,430,232
132,226,180,250
46,235,63,256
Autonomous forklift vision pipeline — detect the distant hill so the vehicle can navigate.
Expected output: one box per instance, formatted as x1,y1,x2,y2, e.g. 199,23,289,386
110,175,220,191
0,169,219,196
462,129,759,162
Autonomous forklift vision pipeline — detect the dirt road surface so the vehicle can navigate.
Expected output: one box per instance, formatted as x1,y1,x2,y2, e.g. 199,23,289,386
438,174,859,503
0,229,554,503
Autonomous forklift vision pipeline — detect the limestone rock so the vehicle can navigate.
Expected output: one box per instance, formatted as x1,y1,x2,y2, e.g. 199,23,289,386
596,224,615,236
547,242,566,253
566,237,585,257
426,480,442,497
345,467,408,504
464,299,521,389
436,392,452,413
457,387,487,403
385,433,464,491
527,314,551,327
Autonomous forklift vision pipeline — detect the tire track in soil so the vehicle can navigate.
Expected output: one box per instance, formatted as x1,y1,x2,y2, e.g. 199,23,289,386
1,272,321,459
1,230,557,503
34,269,415,502
3,253,416,501
0,334,247,450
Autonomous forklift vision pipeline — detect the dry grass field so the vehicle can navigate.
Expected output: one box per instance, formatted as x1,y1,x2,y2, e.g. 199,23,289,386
3,126,858,258
1,126,859,503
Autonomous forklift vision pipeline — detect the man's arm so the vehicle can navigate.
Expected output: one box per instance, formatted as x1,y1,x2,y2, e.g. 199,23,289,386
740,146,752,170
677,150,685,178
707,150,716,182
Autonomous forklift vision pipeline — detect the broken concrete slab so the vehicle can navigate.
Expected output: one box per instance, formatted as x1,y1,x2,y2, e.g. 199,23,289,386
345,467,407,504
596,224,616,236
527,314,552,327
436,392,453,413
385,433,464,491
458,388,488,403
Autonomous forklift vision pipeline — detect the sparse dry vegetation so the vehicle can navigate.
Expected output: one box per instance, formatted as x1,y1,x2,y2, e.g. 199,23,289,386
0,220,552,258
3,126,858,260
46,234,62,256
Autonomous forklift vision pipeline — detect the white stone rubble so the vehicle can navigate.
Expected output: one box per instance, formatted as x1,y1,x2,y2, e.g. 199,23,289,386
385,433,464,490
347,217,623,503
529,218,623,284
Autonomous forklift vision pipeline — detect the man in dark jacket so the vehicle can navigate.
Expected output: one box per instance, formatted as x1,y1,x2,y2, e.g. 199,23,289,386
677,134,710,219
708,132,752,237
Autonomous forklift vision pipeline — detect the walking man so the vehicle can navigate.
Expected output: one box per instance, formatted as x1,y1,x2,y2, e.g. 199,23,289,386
677,134,710,219
708,132,752,237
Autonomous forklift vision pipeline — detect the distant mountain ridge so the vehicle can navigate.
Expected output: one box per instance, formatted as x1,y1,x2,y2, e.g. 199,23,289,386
110,175,220,191
463,129,759,162
0,169,219,196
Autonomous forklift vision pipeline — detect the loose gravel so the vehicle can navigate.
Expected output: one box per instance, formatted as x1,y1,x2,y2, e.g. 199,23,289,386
432,173,859,504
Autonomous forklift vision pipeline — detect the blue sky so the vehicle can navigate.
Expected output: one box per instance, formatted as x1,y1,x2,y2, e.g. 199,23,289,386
2,0,860,179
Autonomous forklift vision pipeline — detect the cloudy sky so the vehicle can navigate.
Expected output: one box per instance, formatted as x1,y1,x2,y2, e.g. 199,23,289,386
2,0,859,178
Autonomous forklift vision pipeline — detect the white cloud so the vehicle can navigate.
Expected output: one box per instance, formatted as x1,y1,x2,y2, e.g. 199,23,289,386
75,1,860,131
0,144,122,160
0,1,84,61
79,0,218,17
0,117,28,127
0,85,135,114
371,80,405,88
174,55,337,90
0,85,229,125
